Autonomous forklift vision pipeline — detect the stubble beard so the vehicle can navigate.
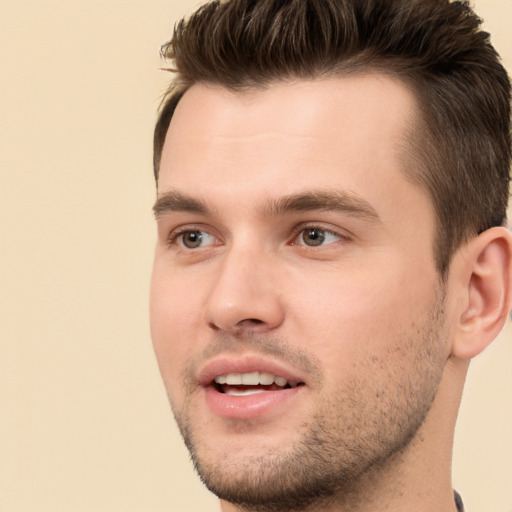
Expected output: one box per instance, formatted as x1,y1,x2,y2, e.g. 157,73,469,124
171,290,448,512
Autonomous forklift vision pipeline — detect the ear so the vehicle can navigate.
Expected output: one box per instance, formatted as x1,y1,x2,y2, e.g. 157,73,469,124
451,226,512,360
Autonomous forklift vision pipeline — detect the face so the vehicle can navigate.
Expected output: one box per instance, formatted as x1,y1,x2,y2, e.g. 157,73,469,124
150,76,451,511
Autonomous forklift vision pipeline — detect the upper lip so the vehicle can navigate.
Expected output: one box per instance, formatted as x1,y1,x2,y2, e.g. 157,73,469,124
197,354,308,388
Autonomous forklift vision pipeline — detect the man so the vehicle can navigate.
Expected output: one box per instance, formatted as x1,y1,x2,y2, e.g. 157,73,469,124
149,1,512,511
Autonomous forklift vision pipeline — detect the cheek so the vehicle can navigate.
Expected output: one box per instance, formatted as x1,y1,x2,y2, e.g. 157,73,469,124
287,261,436,375
149,262,203,391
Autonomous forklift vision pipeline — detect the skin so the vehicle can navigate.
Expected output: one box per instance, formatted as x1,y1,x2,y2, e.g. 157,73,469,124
150,76,511,512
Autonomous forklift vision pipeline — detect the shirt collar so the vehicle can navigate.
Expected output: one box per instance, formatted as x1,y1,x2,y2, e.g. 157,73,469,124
454,490,465,512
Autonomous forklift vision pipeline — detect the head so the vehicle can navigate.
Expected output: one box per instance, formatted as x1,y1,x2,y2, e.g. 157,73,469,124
154,0,511,276
150,1,512,511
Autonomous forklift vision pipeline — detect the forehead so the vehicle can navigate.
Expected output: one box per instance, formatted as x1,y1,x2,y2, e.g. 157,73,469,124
159,74,418,188
157,75,429,225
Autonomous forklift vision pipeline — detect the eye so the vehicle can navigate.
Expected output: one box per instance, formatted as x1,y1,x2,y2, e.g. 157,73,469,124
295,227,342,247
176,230,217,249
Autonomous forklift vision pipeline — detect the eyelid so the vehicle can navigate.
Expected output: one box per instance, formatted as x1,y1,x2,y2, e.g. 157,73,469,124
167,224,221,249
290,223,352,246
164,221,351,250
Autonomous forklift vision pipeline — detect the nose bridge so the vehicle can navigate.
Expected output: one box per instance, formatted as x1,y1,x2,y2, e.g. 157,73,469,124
205,237,284,332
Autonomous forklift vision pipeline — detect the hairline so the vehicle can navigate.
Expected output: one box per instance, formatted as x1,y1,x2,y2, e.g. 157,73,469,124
154,67,469,277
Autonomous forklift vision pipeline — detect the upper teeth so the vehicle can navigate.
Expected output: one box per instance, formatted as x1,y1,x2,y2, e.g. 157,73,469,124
214,372,288,387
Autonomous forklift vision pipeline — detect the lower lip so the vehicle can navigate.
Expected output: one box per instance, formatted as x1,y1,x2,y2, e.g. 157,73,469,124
204,385,302,419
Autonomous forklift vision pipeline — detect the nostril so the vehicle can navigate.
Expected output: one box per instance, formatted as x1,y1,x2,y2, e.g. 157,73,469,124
208,317,265,332
238,318,264,326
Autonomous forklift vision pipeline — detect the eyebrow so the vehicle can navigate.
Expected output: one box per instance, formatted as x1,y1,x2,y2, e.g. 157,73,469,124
153,189,380,222
153,191,210,218
262,190,380,221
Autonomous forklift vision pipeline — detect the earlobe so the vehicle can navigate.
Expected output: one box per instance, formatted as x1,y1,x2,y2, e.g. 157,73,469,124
452,226,512,360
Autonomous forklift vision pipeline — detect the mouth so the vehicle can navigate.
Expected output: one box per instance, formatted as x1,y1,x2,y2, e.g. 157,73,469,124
198,357,308,418
213,371,305,396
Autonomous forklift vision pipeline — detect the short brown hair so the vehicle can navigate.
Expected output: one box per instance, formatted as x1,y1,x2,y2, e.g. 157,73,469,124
154,0,511,275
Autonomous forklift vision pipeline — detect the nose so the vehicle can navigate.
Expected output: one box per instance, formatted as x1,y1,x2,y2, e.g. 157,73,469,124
204,244,285,334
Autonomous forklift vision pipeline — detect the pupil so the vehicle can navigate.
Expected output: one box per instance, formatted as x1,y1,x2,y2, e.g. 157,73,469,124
304,228,325,246
184,231,202,248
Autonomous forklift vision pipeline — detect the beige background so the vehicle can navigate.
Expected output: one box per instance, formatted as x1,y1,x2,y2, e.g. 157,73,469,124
0,1,510,511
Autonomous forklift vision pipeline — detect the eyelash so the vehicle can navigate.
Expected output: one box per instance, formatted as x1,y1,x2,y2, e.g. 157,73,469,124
291,224,350,247
166,223,351,250
167,226,217,249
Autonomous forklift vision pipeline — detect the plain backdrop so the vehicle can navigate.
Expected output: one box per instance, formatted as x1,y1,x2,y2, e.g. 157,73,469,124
0,1,511,511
